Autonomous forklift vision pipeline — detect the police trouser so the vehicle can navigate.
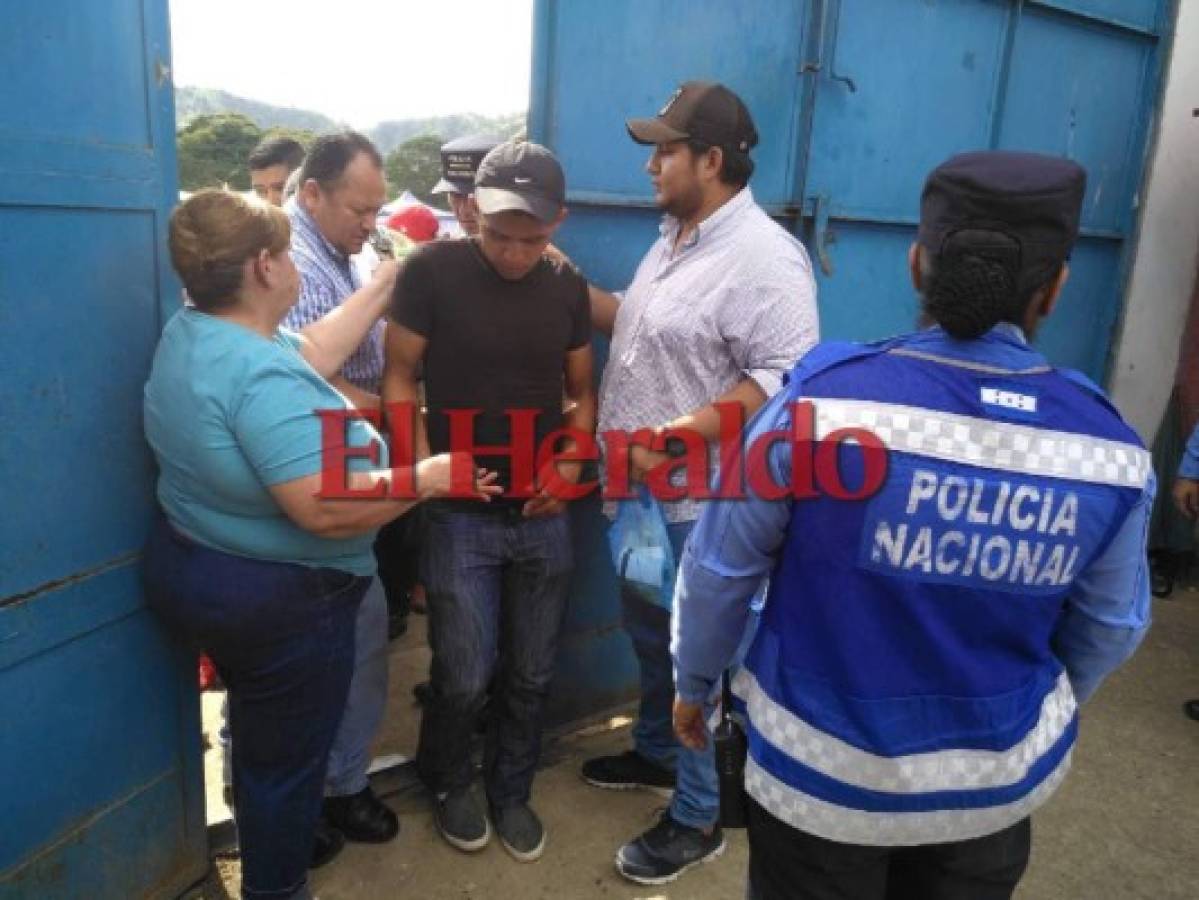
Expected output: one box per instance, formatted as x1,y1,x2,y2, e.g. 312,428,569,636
746,798,1031,900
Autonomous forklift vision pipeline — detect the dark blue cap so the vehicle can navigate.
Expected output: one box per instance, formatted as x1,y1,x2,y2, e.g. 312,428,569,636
917,151,1087,282
433,133,502,196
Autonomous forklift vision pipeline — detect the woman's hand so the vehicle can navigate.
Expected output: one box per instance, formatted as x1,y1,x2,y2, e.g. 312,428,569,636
416,453,502,501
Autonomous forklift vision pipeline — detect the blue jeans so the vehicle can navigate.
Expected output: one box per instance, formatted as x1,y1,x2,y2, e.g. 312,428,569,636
216,577,388,799
325,576,389,796
143,517,366,900
622,520,720,829
416,503,573,807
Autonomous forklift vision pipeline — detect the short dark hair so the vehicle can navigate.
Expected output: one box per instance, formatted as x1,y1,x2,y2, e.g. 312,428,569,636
686,139,754,189
247,136,305,173
298,130,383,191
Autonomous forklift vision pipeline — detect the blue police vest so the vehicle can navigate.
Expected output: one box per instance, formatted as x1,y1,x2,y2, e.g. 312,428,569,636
735,327,1151,846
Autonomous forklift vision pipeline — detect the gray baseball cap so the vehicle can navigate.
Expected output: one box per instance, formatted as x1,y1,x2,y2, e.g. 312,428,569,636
474,140,566,224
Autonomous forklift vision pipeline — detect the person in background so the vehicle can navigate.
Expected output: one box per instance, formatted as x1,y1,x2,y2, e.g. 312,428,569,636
249,136,306,207
582,80,819,886
382,140,594,863
430,133,500,236
283,130,404,848
1170,423,1199,722
672,151,1153,900
144,189,498,899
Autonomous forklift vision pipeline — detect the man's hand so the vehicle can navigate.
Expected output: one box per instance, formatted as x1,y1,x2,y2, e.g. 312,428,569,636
522,459,583,518
673,696,707,751
1174,477,1199,519
629,444,671,485
371,258,400,288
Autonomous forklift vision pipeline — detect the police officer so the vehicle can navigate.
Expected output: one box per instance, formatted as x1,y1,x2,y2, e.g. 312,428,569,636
431,133,500,236
671,151,1153,900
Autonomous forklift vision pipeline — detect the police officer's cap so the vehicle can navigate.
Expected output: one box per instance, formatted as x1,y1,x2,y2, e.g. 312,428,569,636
433,133,502,196
917,151,1087,279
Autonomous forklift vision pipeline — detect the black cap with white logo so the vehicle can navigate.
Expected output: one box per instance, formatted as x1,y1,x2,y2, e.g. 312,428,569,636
627,81,759,157
433,133,501,196
474,140,566,224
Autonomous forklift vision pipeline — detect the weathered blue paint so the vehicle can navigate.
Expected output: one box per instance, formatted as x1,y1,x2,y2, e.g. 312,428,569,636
532,0,1174,722
0,2,206,897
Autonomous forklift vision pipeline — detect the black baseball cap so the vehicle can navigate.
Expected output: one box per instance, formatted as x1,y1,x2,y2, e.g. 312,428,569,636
917,151,1086,283
627,81,759,156
474,140,566,224
432,133,500,196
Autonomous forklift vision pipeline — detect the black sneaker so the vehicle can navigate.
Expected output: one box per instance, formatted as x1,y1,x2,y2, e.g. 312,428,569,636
309,820,345,869
581,750,674,797
491,802,546,862
615,811,725,885
434,787,491,852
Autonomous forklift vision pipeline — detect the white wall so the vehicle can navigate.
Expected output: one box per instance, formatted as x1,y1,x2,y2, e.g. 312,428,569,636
1109,1,1199,441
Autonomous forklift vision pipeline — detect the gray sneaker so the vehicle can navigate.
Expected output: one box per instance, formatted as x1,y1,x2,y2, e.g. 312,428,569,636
434,787,491,852
491,802,546,862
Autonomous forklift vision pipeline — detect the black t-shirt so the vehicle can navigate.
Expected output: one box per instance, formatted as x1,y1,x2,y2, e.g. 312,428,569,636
389,238,590,497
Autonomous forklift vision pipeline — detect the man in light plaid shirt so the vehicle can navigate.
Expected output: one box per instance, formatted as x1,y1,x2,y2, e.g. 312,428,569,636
583,81,820,886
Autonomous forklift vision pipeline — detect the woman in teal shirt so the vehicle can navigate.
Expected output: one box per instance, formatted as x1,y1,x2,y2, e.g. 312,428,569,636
143,190,496,900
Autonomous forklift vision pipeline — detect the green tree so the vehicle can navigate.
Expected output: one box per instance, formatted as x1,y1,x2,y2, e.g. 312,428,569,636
176,113,263,191
384,133,445,206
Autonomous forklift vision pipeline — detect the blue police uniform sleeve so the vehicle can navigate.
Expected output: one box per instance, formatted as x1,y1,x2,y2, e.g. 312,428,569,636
1050,473,1155,704
671,390,795,704
1178,422,1199,479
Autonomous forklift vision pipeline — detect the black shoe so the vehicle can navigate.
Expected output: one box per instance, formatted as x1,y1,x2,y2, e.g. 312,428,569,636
1185,699,1199,722
615,811,725,885
310,820,345,869
582,750,675,797
491,802,546,862
323,786,399,843
434,787,491,852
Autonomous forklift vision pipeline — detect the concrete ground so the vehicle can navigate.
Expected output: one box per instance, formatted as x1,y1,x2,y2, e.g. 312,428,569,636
199,586,1199,899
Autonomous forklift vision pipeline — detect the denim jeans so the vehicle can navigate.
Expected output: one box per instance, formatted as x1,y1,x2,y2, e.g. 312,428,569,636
325,576,389,796
622,521,721,829
217,578,387,799
416,503,573,807
143,517,367,900
623,519,762,830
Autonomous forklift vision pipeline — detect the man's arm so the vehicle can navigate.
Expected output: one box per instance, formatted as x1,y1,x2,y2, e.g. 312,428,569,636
523,344,596,517
588,284,620,338
1173,422,1199,517
295,260,399,379
671,392,795,748
1050,479,1154,704
380,321,431,462
631,378,769,483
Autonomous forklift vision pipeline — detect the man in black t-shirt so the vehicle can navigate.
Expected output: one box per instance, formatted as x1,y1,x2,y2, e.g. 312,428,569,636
382,141,594,863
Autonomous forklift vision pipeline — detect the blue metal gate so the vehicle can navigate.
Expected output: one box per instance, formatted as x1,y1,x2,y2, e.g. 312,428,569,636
0,2,206,897
531,0,1173,719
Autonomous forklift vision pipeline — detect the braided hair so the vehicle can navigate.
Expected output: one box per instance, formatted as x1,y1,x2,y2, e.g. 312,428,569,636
919,230,1062,340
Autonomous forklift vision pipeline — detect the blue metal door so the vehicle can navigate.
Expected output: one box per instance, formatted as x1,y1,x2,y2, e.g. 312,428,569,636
530,0,1173,720
802,0,1173,378
0,3,206,897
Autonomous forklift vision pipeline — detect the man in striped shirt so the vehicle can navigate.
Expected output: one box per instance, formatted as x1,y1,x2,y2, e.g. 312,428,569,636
284,131,402,850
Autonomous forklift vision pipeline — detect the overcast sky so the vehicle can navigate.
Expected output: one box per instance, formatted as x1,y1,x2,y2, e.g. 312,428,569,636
169,0,534,127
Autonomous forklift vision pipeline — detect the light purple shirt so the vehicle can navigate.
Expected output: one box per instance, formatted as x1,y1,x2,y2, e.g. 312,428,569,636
598,187,820,522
